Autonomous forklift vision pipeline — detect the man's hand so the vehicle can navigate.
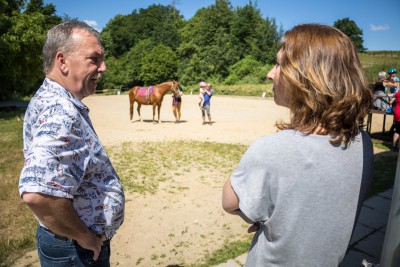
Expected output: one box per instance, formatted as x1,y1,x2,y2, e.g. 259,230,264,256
22,193,102,260
76,232,103,261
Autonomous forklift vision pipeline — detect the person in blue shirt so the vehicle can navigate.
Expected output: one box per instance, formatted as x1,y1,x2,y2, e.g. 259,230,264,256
201,83,214,125
388,68,399,93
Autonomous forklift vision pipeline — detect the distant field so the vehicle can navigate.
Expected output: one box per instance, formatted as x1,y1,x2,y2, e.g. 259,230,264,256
360,51,400,68
358,51,400,82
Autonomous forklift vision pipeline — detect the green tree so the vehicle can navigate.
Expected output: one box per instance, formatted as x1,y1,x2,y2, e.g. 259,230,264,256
230,2,281,64
123,38,154,86
0,12,47,99
0,0,61,99
334,18,366,52
100,1,283,88
100,14,132,58
177,0,281,85
98,56,126,89
139,44,178,84
100,4,183,58
177,0,236,84
25,0,61,26
225,56,262,84
101,38,155,89
0,0,24,34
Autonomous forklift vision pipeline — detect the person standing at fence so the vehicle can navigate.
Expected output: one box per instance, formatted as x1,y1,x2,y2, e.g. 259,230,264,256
19,20,125,267
222,24,373,266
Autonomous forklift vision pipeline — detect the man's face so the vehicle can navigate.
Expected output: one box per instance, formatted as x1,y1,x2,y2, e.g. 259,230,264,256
64,29,106,99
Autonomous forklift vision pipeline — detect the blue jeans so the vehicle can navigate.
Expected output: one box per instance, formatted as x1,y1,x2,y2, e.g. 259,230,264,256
36,225,111,267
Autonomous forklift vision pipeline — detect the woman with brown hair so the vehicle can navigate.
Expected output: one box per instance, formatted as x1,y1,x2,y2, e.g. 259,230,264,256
222,24,373,266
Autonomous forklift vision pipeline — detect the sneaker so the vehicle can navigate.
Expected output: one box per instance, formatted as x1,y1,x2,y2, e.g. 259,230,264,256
202,122,206,125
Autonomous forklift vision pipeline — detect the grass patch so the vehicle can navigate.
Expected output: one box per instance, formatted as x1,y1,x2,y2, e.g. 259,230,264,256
370,152,397,197
188,236,252,267
0,108,38,266
369,139,397,198
359,51,400,68
359,51,400,82
107,141,247,194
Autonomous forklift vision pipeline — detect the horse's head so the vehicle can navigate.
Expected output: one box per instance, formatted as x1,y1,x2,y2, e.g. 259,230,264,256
170,80,180,96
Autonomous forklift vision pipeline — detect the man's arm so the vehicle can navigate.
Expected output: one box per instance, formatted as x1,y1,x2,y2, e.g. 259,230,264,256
22,192,102,260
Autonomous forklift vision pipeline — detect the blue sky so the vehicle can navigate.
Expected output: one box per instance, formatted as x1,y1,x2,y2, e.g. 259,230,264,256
43,0,400,51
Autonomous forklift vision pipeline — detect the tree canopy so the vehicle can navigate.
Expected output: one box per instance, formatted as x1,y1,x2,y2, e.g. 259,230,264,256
1,0,369,99
99,0,283,88
0,0,61,100
334,17,366,52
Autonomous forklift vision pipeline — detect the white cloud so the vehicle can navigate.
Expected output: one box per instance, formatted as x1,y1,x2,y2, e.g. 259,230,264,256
370,24,389,31
84,20,101,32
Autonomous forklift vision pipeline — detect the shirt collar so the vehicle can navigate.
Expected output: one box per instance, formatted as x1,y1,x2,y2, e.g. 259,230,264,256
44,77,89,111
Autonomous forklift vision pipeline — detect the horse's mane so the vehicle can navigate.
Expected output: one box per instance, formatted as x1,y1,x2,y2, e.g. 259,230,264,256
155,81,173,86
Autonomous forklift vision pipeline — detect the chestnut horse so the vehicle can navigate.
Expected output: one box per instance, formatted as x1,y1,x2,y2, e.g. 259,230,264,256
129,80,179,123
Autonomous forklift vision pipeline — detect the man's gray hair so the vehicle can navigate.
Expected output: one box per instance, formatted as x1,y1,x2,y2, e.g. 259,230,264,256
43,20,100,74
378,71,387,80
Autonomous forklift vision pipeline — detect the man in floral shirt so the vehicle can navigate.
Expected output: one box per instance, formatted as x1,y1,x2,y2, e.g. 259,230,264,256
19,20,124,267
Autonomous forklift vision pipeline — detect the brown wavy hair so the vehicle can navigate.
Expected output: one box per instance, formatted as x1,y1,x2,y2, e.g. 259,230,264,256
276,24,372,147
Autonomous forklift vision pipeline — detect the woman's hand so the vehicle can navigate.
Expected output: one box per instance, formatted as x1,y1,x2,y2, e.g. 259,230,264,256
247,223,260,233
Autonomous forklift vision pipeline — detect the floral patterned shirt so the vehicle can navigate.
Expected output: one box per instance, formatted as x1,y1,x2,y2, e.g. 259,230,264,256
19,78,124,238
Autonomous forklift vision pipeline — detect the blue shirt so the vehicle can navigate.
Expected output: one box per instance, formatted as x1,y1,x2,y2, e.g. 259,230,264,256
203,89,214,106
390,76,400,93
19,78,125,238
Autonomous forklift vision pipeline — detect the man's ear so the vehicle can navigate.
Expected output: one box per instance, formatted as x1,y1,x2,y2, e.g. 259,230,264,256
55,51,68,73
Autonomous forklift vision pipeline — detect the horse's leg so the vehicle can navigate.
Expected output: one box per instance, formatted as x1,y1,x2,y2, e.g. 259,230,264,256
152,104,157,124
130,100,134,121
157,103,162,124
129,93,134,121
137,104,142,122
